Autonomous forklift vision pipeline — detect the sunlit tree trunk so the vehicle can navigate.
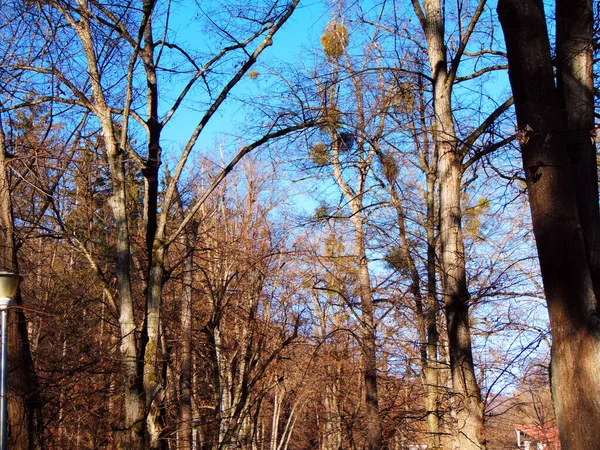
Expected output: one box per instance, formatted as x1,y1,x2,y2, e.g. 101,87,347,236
424,170,441,450
355,220,383,450
179,231,194,449
411,1,487,447
331,143,383,450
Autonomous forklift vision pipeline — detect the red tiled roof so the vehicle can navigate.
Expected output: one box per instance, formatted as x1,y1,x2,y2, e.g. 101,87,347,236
515,423,561,448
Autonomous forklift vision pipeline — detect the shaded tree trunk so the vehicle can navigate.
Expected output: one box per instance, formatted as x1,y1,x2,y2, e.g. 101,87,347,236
0,120,43,450
555,0,600,299
498,1,600,448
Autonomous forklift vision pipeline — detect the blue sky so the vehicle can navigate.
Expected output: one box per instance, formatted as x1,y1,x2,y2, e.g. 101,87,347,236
158,1,330,156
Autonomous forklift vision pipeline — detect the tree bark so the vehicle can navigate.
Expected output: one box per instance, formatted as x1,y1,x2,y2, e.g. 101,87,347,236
137,6,168,443
498,1,600,449
104,133,144,449
353,220,384,450
0,122,43,450
424,172,441,450
415,1,486,447
555,0,600,299
179,233,194,449
331,138,384,450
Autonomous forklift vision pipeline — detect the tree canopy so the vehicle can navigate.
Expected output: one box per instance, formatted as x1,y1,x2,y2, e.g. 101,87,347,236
0,0,595,449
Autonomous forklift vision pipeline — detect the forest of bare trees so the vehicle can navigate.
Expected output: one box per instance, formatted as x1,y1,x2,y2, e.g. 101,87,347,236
0,0,595,449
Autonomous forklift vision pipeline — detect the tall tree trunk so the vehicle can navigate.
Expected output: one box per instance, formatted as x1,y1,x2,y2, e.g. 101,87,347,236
331,136,384,449
143,246,166,448
555,0,600,299
179,235,194,449
424,172,441,450
437,100,484,450
498,1,600,448
0,120,43,450
353,220,383,450
104,140,144,449
99,108,143,448
416,0,486,447
137,3,166,444
68,3,145,443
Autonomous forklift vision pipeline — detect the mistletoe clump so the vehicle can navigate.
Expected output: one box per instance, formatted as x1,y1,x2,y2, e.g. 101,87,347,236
320,20,349,60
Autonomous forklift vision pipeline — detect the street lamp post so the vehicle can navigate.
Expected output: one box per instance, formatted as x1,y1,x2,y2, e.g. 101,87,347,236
0,272,20,450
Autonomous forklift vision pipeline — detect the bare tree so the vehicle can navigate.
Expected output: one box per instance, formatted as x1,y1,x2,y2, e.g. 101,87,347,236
13,0,304,446
408,1,514,447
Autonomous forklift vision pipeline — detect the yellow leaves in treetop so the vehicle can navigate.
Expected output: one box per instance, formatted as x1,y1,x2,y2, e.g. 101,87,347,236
321,20,349,60
248,70,260,80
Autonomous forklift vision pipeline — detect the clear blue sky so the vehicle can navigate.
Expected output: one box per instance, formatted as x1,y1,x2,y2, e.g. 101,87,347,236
158,0,330,157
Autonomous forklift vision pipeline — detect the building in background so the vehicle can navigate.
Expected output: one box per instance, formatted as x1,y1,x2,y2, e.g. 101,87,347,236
515,423,561,450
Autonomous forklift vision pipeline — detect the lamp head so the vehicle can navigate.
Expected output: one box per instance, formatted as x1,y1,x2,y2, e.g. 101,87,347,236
0,272,21,299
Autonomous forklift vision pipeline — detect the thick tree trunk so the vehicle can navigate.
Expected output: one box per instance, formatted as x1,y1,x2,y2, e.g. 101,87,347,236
438,117,485,450
498,1,600,448
555,0,600,299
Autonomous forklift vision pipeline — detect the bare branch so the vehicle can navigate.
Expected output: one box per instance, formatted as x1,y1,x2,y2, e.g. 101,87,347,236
459,96,514,158
164,120,312,247
448,0,488,84
455,64,509,83
463,134,517,170
411,0,427,31
160,27,269,127
157,0,300,246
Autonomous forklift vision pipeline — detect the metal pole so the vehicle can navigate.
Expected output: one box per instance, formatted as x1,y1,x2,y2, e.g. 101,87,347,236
0,299,10,450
